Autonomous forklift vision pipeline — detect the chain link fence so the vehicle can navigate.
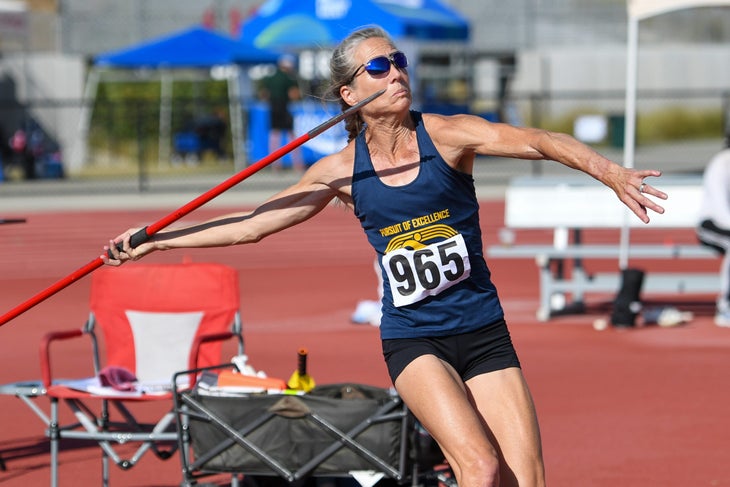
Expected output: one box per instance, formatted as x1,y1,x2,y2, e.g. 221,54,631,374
1,87,727,194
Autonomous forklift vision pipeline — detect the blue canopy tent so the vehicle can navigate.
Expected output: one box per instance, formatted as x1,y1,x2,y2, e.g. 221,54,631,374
72,26,281,171
240,0,469,50
94,26,281,67
239,0,469,166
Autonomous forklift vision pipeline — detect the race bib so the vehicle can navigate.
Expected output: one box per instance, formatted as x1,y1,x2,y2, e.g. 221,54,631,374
383,234,471,307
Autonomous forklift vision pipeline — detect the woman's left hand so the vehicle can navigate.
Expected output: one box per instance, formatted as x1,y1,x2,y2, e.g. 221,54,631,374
606,168,667,223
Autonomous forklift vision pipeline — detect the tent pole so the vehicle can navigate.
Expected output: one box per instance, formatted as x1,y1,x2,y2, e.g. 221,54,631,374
69,67,100,173
159,70,173,166
229,66,246,171
619,14,639,271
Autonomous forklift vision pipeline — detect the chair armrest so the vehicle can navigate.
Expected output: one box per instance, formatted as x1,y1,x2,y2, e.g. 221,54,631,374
39,329,84,388
189,331,235,371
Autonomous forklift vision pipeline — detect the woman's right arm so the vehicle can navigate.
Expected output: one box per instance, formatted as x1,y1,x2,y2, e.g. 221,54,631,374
103,156,345,265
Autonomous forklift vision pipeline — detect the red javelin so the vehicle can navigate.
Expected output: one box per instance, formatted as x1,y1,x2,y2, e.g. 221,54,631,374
0,89,385,327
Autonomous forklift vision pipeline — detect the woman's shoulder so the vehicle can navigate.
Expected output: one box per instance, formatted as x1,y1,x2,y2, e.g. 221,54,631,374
306,141,356,184
421,112,489,145
421,111,484,128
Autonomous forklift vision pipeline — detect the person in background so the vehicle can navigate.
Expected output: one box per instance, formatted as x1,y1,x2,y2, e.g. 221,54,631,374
351,258,384,326
696,132,730,327
105,26,667,487
0,127,6,180
7,128,27,179
258,54,305,172
195,109,227,161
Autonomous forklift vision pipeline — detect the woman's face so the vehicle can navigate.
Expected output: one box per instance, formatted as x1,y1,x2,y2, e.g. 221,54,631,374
344,37,412,112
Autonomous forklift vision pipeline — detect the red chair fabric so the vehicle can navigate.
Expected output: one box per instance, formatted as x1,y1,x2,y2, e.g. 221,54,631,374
37,262,244,486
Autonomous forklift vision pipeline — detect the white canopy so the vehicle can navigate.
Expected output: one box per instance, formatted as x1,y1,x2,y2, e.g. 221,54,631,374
628,0,730,19
619,0,730,268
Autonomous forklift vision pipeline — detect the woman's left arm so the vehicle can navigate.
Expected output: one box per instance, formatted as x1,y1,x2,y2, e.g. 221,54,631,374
434,114,668,224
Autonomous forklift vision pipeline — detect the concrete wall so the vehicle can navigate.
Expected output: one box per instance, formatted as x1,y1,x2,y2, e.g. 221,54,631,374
509,44,730,119
0,52,85,167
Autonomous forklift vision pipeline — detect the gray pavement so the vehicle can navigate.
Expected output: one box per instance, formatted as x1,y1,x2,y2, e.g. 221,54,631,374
0,138,723,213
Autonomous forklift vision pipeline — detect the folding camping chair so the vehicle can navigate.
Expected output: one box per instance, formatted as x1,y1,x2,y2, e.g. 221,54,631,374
31,262,244,486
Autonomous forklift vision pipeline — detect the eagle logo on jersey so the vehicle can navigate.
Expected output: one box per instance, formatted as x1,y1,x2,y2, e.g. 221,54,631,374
384,224,459,253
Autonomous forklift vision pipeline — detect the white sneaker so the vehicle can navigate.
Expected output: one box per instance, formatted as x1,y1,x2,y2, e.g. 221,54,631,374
643,307,693,327
715,310,730,327
657,308,693,327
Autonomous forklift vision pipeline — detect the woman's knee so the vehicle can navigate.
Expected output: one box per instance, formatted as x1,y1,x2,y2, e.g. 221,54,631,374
449,446,501,487
500,451,546,487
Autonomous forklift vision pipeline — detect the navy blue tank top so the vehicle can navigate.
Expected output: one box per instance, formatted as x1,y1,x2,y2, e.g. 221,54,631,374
352,111,504,339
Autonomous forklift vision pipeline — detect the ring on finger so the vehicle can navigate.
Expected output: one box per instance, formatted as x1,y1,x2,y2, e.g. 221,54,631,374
639,182,646,193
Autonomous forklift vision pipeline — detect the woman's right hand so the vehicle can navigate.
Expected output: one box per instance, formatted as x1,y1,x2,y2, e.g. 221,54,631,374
101,229,149,266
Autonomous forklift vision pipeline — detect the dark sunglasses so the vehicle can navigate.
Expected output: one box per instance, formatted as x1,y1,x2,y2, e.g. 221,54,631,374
347,51,408,84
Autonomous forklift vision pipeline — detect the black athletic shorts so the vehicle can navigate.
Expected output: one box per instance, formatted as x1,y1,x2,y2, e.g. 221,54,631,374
270,105,294,131
381,319,521,384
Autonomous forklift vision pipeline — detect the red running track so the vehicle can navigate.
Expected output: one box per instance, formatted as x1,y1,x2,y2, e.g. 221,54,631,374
0,200,728,486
